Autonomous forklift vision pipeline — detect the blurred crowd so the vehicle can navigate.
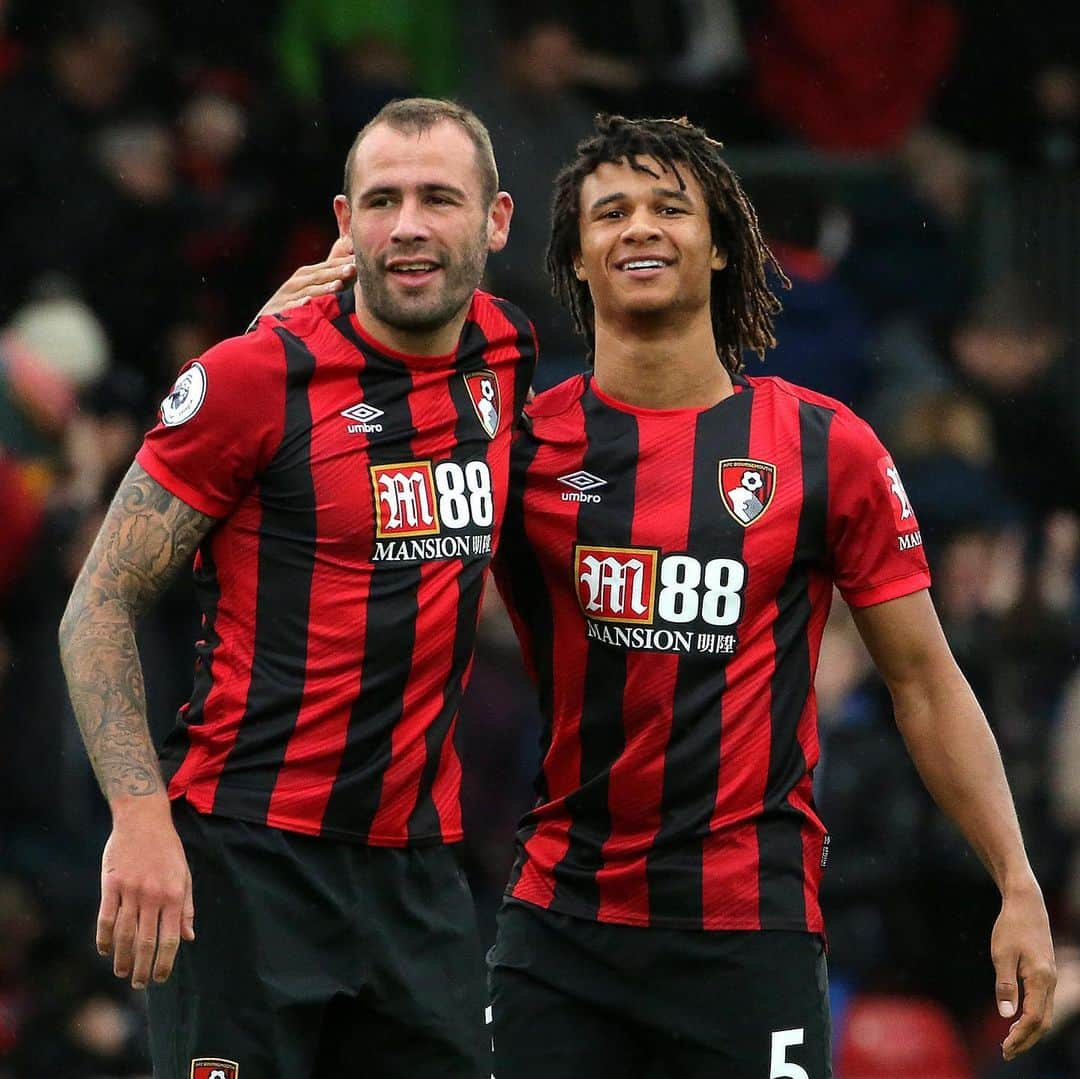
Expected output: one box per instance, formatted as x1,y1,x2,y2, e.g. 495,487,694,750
0,1,1078,1076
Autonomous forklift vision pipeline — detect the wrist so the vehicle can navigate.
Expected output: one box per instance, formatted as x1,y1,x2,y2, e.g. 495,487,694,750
109,789,174,826
1000,866,1041,901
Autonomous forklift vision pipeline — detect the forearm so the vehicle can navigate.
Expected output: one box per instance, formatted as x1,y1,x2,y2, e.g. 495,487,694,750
59,583,164,804
892,660,1034,893
58,462,215,810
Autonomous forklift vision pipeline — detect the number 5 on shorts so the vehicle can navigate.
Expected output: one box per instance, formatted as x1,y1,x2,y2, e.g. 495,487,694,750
770,1028,809,1079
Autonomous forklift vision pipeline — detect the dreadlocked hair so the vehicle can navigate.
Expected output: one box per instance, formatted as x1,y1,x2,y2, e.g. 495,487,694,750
546,114,789,373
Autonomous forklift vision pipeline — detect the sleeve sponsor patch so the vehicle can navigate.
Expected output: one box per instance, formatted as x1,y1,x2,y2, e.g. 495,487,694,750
160,361,208,427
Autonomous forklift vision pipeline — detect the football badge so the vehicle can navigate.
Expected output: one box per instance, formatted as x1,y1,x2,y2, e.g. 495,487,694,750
161,361,208,427
464,370,500,439
718,459,776,526
191,1058,238,1079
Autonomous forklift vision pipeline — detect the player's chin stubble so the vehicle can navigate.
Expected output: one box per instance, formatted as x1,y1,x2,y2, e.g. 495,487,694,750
356,236,488,334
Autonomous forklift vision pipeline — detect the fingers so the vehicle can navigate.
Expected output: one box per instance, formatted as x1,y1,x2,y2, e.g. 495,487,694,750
181,875,196,943
96,881,120,957
995,956,1019,1020
131,904,161,989
1002,980,1055,1059
327,234,353,259
111,895,138,982
151,904,182,985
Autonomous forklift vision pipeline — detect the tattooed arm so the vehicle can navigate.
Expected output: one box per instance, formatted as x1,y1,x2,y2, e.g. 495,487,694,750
59,461,216,988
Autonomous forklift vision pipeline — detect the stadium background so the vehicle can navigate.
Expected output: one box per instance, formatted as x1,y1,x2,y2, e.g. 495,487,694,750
0,1,1078,1075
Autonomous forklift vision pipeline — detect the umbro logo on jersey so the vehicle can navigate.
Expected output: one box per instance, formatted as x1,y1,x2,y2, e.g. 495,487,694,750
558,470,607,503
342,401,384,434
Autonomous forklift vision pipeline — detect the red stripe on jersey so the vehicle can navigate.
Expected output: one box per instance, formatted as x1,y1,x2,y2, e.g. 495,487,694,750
594,414,694,924
433,698,466,837
798,570,832,931
172,497,265,808
704,386,804,928
264,347,375,830
512,395,590,910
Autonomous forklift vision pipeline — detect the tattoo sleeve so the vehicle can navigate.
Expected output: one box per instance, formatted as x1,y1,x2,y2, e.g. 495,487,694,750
58,462,216,801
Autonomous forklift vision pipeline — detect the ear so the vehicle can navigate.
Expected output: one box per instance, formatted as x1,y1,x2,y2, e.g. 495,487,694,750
333,194,352,238
486,191,514,253
573,254,587,281
711,246,728,271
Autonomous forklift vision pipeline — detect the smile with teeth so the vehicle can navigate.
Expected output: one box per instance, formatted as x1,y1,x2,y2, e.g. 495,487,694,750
389,262,440,274
620,259,668,271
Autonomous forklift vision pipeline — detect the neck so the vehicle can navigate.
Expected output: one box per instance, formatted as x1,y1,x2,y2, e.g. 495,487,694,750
591,306,734,409
351,283,469,357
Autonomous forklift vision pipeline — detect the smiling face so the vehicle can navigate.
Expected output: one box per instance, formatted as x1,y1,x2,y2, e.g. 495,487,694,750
573,157,727,327
334,120,512,352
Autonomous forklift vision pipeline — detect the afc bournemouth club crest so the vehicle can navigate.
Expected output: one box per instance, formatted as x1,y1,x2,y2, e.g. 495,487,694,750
463,370,500,439
718,459,776,526
191,1059,238,1079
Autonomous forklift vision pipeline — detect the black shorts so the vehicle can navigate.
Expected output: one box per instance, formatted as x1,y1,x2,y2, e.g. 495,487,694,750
147,798,487,1079
488,901,831,1079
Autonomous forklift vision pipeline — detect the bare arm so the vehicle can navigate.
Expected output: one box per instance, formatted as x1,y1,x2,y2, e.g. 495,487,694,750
852,589,1056,1061
59,461,216,987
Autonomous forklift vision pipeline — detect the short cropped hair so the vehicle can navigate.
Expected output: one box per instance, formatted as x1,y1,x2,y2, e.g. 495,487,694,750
342,98,499,207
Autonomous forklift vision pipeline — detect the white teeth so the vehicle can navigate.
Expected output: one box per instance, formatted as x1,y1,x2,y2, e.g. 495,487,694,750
393,263,437,272
624,260,665,270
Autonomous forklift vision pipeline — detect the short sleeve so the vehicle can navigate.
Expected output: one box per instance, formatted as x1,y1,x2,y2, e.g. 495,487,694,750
827,409,931,608
135,329,286,518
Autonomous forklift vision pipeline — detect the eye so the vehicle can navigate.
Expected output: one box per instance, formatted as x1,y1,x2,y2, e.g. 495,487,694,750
600,208,625,220
659,205,687,216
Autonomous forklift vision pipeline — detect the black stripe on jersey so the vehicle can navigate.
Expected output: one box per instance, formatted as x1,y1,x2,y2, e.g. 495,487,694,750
213,330,317,820
323,316,422,841
502,419,552,895
550,386,639,918
492,298,537,420
406,317,491,840
644,389,754,924
160,543,222,780
757,400,833,926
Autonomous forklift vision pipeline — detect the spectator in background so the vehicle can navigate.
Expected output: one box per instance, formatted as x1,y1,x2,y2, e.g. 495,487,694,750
466,11,593,388
934,0,1080,171
950,276,1080,520
748,0,960,153
0,2,156,322
569,0,762,140
750,175,871,406
275,0,460,135
174,71,279,339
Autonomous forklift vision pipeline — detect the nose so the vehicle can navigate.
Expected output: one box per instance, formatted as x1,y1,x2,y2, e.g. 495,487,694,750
389,196,431,245
619,206,662,244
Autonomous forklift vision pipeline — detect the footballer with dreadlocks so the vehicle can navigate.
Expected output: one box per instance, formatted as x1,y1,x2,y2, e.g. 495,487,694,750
485,114,1055,1077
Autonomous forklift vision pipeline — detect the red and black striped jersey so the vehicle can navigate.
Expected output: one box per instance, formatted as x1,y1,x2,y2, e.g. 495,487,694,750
136,288,536,845
494,371,930,931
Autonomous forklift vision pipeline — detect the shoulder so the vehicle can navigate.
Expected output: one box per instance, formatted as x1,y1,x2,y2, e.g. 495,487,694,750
746,374,879,447
470,290,537,347
524,374,588,421
247,291,347,342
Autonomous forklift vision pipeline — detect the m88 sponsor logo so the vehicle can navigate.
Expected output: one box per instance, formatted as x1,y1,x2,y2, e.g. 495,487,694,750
370,459,494,562
573,544,746,655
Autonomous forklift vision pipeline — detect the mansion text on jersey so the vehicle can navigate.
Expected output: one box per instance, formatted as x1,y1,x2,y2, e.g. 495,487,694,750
374,533,492,562
584,619,738,655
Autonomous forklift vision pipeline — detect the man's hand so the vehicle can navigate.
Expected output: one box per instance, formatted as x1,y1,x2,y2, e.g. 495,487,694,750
97,798,195,989
254,235,355,321
992,878,1056,1060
